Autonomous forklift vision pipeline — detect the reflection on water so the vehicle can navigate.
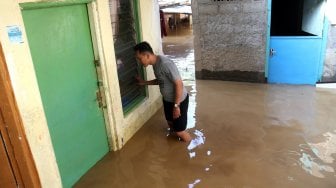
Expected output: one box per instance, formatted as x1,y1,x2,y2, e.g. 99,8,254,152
187,129,205,151
309,131,336,164
163,33,212,188
300,130,336,178
166,49,196,129
75,79,336,188
260,138,336,181
166,44,196,129
300,152,334,178
188,179,201,188
162,24,196,130
76,19,336,186
265,85,336,179
189,151,196,158
166,50,195,83
187,84,196,129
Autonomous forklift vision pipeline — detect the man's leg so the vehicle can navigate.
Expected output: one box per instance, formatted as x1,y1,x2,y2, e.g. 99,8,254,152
167,121,173,129
167,121,191,142
166,121,173,136
174,95,190,142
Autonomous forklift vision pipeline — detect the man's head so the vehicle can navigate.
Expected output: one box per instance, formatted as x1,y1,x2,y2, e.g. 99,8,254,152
134,41,155,67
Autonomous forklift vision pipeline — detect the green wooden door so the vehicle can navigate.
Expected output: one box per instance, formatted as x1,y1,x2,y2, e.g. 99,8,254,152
21,3,109,187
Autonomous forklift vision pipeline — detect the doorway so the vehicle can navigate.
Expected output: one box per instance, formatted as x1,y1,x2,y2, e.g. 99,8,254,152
21,1,109,187
0,43,40,187
268,0,327,85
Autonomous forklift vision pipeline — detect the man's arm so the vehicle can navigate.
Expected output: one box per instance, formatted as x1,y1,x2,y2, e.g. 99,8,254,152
173,79,183,119
135,76,158,85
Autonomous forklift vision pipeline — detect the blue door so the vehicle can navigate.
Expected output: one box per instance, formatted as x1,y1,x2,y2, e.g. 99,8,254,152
269,37,323,84
268,0,326,85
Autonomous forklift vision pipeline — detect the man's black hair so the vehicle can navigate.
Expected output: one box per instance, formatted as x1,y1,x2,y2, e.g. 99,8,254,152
133,41,154,54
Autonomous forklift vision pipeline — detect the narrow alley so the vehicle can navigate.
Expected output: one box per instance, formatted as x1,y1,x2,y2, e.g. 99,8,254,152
74,24,336,188
2,1,336,187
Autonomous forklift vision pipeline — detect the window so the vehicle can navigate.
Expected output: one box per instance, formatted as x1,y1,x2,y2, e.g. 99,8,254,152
109,0,145,113
271,0,325,36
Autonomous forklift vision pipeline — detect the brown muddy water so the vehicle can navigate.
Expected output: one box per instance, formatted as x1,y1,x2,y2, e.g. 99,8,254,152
74,24,336,188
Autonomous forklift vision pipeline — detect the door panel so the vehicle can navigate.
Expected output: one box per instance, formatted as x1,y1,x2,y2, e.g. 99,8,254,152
22,4,109,187
0,131,17,188
268,37,322,84
1,43,39,186
302,0,325,36
268,0,326,85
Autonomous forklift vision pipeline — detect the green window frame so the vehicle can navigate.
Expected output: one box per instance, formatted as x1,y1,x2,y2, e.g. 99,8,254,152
109,0,146,114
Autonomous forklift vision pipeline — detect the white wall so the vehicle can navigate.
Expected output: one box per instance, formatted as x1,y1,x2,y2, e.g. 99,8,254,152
326,0,336,24
0,0,62,187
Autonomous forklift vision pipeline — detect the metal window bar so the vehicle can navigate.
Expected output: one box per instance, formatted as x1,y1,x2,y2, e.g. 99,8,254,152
109,0,145,110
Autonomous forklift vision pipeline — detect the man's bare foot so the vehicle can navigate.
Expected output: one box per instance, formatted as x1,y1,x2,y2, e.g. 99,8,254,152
176,131,192,142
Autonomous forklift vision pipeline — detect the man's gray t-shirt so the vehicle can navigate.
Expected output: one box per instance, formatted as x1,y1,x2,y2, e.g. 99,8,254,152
153,55,187,103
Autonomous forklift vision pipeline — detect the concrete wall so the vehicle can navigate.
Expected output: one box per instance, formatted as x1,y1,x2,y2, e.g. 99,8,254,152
0,0,162,187
192,0,268,82
321,0,336,82
322,24,336,82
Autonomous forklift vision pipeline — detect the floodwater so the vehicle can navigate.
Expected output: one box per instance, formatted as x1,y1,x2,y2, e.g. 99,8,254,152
74,24,336,188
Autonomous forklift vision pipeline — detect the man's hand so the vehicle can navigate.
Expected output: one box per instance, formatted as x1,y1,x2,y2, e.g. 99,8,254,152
135,76,145,85
135,76,159,85
173,107,181,119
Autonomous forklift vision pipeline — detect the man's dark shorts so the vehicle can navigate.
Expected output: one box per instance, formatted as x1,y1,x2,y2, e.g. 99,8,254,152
163,94,189,132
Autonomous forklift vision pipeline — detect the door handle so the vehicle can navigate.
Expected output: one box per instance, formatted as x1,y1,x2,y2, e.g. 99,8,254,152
270,48,276,56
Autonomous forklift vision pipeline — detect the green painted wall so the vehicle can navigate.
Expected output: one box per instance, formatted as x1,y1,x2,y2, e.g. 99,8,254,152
22,3,109,187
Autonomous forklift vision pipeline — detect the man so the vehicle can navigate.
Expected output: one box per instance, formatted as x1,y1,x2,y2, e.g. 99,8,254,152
134,41,191,142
